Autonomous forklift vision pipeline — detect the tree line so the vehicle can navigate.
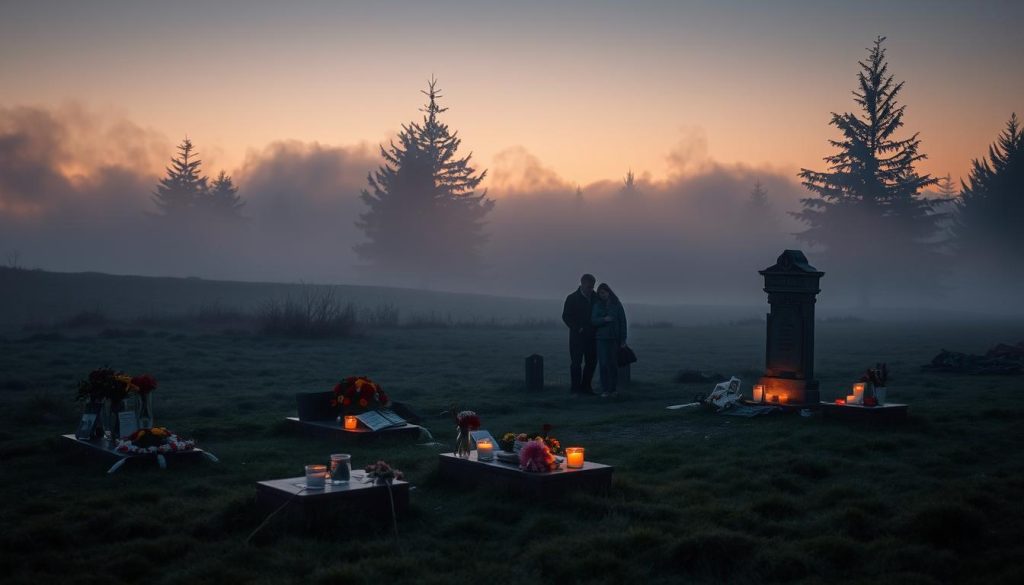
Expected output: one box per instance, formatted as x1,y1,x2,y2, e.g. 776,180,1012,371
151,38,1021,297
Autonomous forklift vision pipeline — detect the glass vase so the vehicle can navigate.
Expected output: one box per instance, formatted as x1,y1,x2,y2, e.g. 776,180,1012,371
454,426,472,458
103,399,124,442
138,392,154,429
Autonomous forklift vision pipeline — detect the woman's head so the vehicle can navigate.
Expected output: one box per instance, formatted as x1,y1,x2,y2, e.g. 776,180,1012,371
596,283,619,303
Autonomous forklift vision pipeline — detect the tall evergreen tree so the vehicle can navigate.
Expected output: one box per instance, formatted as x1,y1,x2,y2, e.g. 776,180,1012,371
954,113,1024,275
936,173,958,200
355,79,494,280
747,180,771,214
205,171,245,220
152,137,207,218
620,169,639,197
794,37,942,300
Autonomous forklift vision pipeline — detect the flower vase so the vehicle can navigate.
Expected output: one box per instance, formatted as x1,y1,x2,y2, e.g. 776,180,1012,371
88,399,105,440
454,426,472,458
103,399,124,442
138,392,154,429
874,387,887,405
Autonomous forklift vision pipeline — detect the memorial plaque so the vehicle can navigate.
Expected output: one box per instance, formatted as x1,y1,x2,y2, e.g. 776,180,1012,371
757,250,824,406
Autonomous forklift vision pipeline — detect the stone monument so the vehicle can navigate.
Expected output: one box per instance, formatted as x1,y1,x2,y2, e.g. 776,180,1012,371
758,250,824,406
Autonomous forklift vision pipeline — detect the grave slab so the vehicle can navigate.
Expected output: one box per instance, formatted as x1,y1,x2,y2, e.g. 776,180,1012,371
285,417,424,441
819,402,909,422
60,434,218,474
438,451,613,497
256,471,409,527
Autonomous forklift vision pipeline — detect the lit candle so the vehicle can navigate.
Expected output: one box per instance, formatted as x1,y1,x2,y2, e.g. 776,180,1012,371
846,394,858,405
853,383,866,403
305,464,327,488
566,447,584,469
752,384,765,402
476,439,494,461
770,394,780,403
343,416,358,430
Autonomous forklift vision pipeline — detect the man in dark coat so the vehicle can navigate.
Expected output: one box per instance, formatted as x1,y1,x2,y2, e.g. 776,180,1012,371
562,273,597,394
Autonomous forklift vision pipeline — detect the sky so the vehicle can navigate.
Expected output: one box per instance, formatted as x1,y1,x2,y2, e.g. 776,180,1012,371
2,0,1022,188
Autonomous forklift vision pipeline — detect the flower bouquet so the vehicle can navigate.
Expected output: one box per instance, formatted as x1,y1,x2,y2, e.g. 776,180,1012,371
76,368,157,438
115,427,195,455
449,407,480,458
364,460,404,484
862,363,889,405
501,424,562,455
519,438,559,472
332,376,390,414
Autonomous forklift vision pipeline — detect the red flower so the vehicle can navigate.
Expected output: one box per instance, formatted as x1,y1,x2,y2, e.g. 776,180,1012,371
342,397,351,406
332,382,344,395
131,374,158,393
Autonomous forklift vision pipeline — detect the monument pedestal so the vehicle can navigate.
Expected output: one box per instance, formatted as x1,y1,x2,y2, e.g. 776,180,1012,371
758,250,824,407
758,378,820,407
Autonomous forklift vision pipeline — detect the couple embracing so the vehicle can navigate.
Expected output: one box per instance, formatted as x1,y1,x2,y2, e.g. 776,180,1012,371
561,273,628,397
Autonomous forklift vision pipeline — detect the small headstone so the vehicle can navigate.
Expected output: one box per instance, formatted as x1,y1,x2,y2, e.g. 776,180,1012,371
525,354,544,391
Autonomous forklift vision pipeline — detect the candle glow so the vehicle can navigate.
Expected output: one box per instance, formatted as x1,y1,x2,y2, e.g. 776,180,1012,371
566,447,584,469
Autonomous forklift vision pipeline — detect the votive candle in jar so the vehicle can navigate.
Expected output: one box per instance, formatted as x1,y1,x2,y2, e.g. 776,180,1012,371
305,464,328,488
566,447,585,469
476,439,494,461
752,384,765,402
343,416,358,430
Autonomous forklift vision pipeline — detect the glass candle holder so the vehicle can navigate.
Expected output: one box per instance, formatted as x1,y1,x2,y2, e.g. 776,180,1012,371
329,453,351,483
343,416,358,430
566,447,584,469
752,384,765,402
476,439,494,461
305,464,327,488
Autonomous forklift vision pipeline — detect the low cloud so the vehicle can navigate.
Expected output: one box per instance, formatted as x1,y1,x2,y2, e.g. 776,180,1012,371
2,103,809,304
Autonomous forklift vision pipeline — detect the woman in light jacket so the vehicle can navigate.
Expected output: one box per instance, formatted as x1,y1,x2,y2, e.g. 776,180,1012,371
591,283,627,397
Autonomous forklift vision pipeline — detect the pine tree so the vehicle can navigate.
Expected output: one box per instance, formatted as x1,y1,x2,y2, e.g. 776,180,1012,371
355,79,494,279
794,37,942,300
936,173,958,200
954,113,1024,273
620,169,639,197
205,171,245,220
152,137,207,218
747,180,771,214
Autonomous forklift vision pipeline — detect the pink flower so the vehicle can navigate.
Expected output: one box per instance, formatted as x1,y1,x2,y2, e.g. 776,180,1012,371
519,439,556,472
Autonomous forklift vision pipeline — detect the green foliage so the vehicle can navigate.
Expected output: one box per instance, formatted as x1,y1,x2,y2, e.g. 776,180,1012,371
795,37,944,299
355,78,494,280
152,138,244,221
953,113,1024,275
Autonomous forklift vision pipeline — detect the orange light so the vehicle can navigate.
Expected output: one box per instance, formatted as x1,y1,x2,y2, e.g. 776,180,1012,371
566,447,584,469
476,439,494,461
343,416,358,430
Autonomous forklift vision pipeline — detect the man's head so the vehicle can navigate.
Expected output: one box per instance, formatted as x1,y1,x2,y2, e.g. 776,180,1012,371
580,273,596,295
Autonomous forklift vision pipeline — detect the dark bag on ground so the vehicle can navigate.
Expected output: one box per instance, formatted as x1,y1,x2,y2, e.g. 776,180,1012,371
617,345,638,366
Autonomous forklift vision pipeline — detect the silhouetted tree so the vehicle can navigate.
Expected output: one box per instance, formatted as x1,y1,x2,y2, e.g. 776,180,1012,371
355,79,494,280
152,138,244,222
746,180,771,214
794,37,942,302
953,113,1024,278
205,171,245,220
936,173,958,200
620,169,639,197
153,138,207,218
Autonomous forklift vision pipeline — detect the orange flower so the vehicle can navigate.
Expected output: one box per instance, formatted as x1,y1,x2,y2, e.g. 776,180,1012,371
359,399,368,407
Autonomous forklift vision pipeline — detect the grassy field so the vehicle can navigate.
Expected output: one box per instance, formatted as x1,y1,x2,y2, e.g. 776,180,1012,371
2,306,1023,584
